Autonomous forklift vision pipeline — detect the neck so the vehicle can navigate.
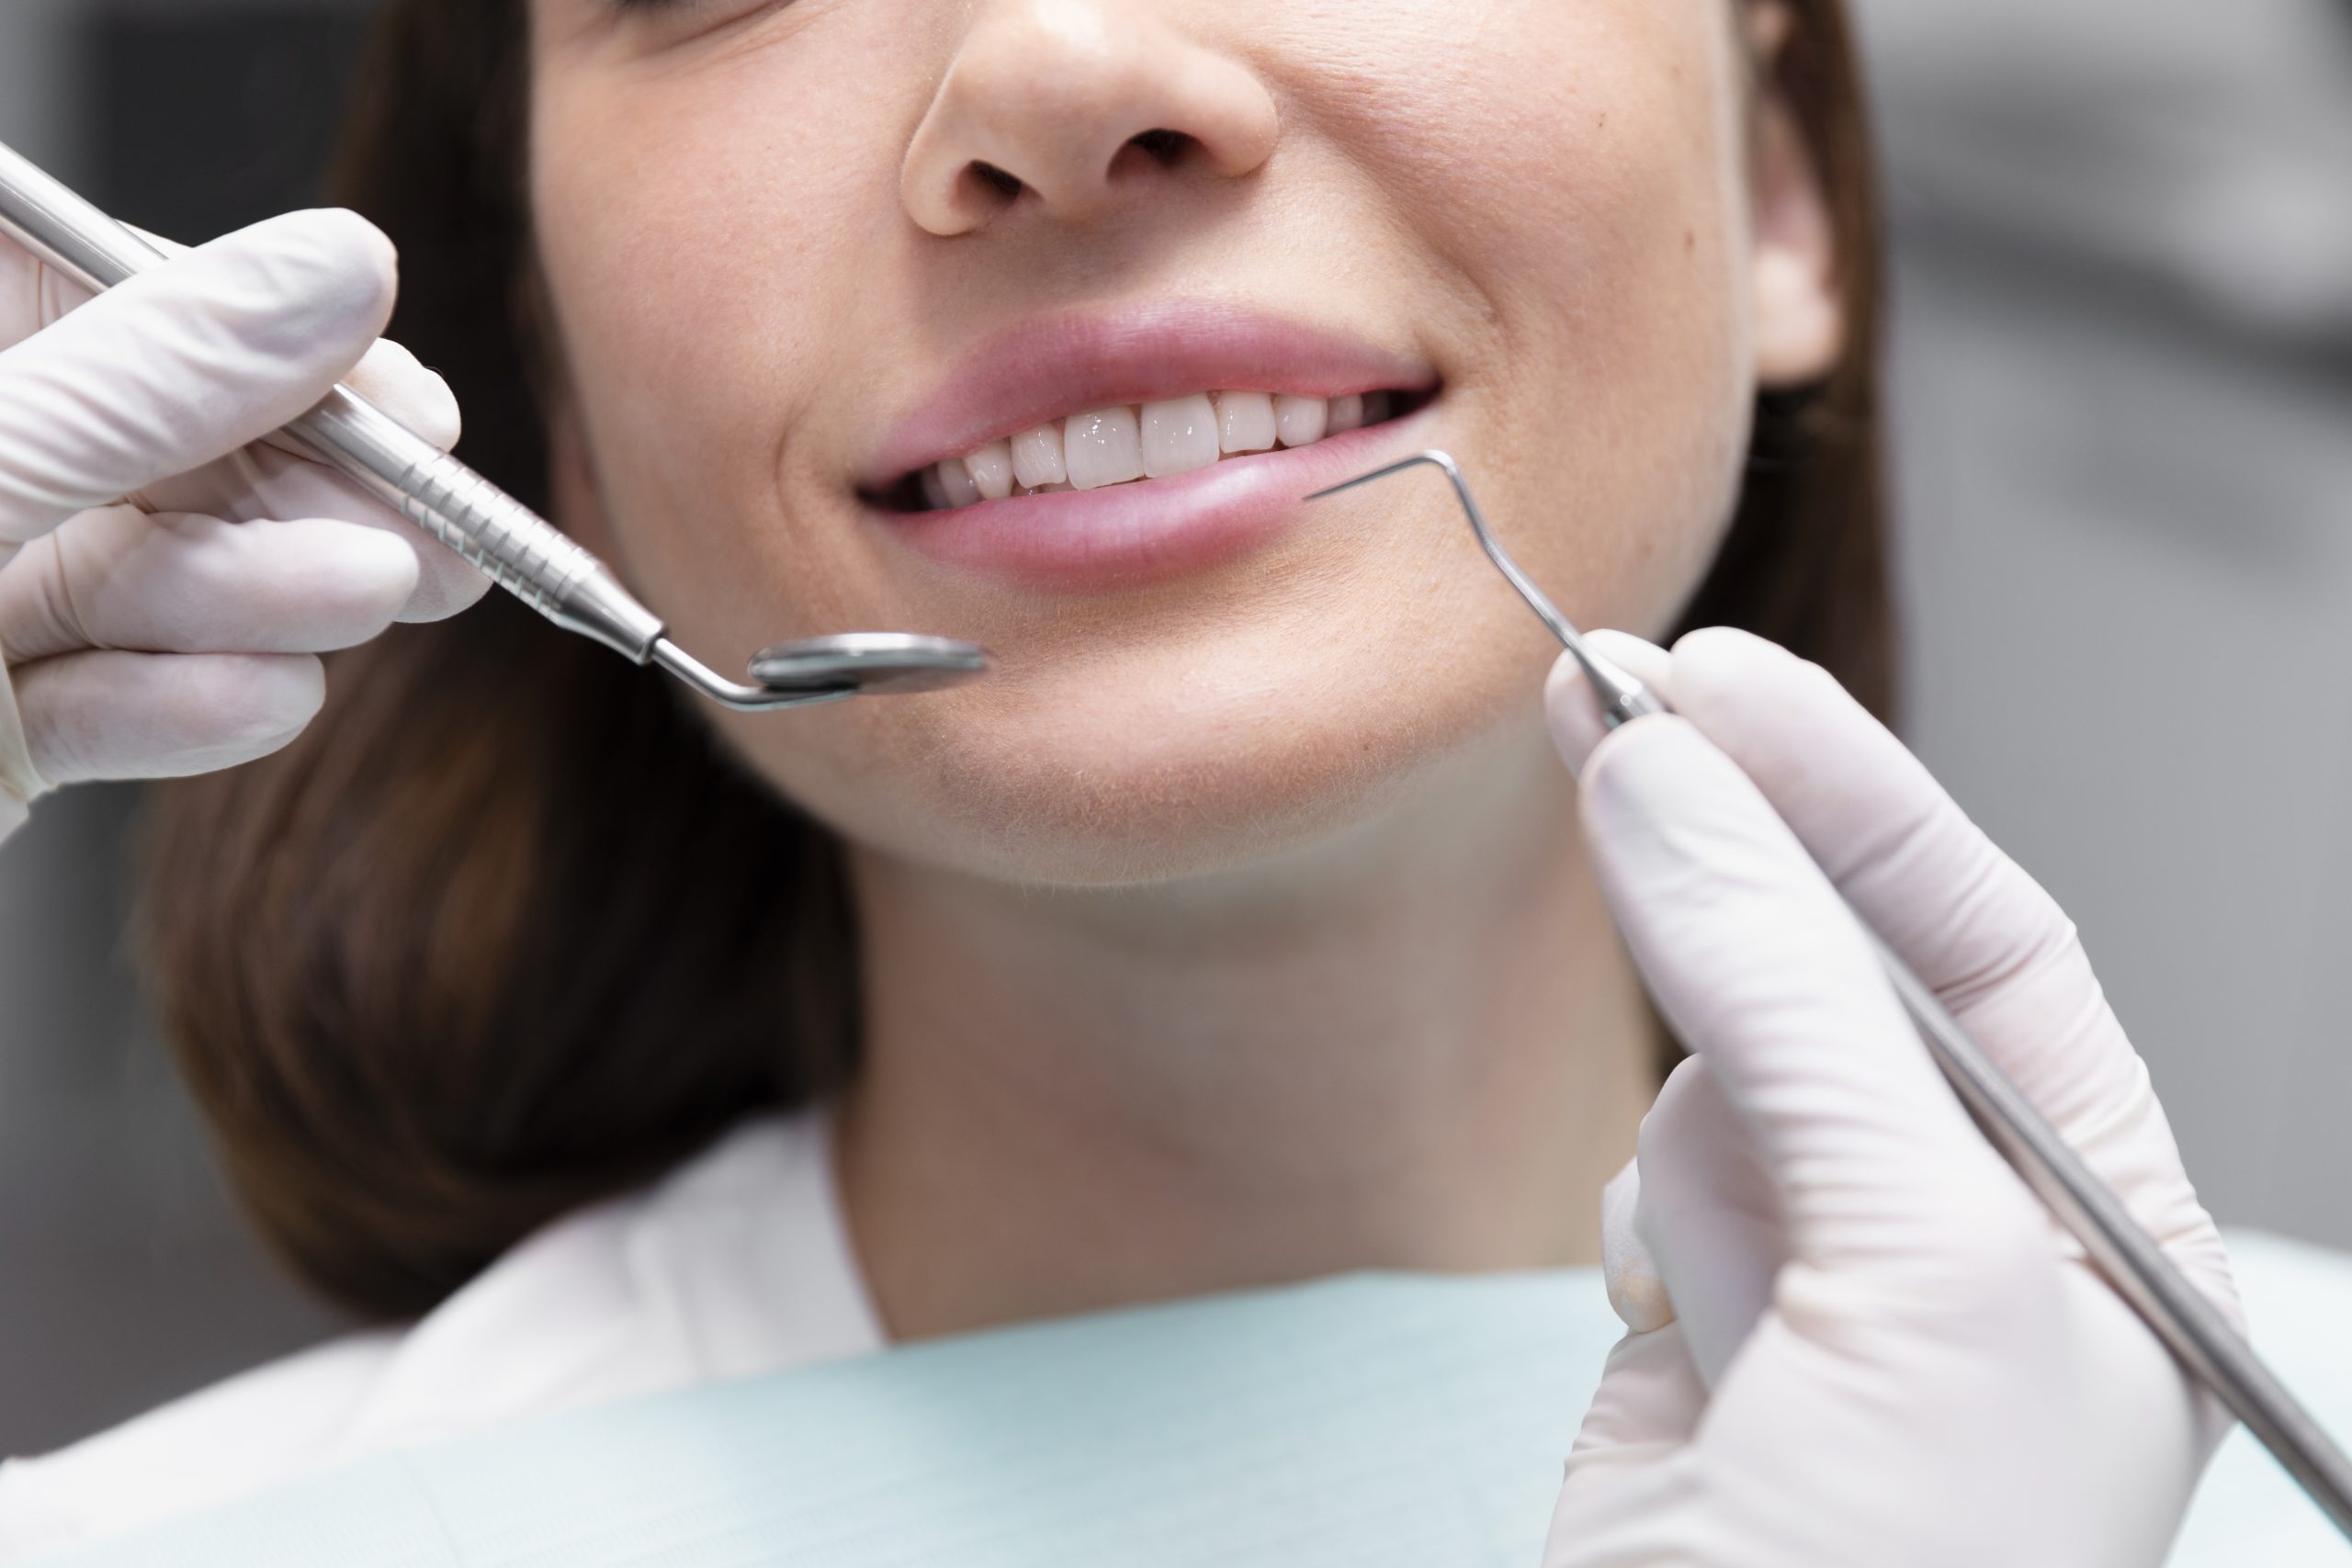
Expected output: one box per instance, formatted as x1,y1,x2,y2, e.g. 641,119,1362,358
834,723,1656,1343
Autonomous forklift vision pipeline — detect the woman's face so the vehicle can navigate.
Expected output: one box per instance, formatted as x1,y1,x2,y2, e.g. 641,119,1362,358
526,0,1839,886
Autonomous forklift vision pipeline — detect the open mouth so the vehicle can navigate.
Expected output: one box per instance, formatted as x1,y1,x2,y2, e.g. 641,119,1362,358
866,385,1437,513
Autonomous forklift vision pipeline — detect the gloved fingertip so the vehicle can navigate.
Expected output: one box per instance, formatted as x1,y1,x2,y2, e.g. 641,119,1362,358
394,547,497,624
1668,626,1862,746
232,208,401,349
331,523,427,620
306,208,399,296
1583,630,1674,694
1668,624,1781,667
232,654,330,742
345,338,463,454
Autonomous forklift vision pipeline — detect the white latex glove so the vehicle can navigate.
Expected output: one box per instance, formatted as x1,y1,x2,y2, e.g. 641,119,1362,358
1538,626,2240,1568
0,209,492,843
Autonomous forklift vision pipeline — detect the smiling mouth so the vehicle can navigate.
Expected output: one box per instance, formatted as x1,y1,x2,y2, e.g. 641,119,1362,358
866,386,1437,513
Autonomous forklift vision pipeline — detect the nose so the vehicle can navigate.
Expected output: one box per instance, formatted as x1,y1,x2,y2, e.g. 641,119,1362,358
900,0,1279,237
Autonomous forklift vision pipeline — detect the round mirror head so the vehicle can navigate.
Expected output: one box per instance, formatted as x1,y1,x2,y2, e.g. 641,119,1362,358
749,633,993,696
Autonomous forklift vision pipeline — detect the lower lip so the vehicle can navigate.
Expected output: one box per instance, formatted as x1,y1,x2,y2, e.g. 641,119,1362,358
871,402,1439,592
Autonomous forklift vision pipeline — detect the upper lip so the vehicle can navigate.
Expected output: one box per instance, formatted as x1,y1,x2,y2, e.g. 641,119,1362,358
856,299,1438,491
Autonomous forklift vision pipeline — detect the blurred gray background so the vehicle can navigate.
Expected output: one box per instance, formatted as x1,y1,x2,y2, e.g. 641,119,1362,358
2,0,2348,1462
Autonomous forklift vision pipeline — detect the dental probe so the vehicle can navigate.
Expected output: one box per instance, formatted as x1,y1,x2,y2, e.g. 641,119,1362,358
0,139,991,710
1310,450,2352,1542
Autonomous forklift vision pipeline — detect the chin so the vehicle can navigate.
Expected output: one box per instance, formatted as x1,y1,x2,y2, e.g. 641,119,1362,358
723,612,1558,891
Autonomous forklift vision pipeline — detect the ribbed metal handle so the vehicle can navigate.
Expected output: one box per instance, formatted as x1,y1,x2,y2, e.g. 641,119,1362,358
283,393,663,662
399,446,595,609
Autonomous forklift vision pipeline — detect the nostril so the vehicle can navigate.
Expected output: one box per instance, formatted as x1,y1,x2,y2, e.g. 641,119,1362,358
968,161,1023,201
1125,129,1193,168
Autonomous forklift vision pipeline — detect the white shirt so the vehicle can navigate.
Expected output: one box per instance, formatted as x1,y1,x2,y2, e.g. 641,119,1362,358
0,1110,885,1562
8,1111,2350,1563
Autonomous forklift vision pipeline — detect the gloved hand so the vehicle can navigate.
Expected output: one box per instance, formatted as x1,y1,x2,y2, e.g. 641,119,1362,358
0,209,491,843
1538,626,2239,1568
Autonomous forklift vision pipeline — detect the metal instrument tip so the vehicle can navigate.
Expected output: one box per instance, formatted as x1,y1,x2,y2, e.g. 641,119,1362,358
1305,449,1663,728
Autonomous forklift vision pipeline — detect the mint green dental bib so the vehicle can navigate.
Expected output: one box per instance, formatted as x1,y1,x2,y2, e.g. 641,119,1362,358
39,1235,2352,1566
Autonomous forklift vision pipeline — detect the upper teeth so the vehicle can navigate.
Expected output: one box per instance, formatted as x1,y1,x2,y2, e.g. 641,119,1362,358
919,390,1390,508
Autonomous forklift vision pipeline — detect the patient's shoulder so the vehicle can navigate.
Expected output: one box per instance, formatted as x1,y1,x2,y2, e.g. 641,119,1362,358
0,1330,401,1562
0,1110,876,1562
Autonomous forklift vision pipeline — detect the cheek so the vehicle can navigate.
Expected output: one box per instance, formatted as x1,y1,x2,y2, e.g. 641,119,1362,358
1315,0,1757,634
528,32,917,633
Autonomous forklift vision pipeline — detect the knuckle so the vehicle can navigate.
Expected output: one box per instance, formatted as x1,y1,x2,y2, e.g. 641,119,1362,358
16,535,88,652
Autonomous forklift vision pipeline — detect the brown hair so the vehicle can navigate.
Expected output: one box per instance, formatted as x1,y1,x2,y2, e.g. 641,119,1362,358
142,0,1892,1321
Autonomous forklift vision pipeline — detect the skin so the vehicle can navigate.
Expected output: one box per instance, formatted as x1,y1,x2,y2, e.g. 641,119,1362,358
524,0,1842,1339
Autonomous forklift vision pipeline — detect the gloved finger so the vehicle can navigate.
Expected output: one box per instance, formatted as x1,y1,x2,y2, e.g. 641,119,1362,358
0,224,486,624
142,450,491,626
1626,1056,1787,1387
0,208,395,544
0,231,96,345
340,336,462,449
1661,626,2234,1316
139,339,490,624
52,223,456,460
1544,631,1678,777
0,510,419,661
12,649,324,784
0,222,196,346
1567,710,2030,1287
1556,1322,1707,1497
20,222,457,452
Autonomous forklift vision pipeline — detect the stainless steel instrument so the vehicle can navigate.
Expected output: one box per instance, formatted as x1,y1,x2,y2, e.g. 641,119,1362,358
0,138,991,711
1311,449,2352,1542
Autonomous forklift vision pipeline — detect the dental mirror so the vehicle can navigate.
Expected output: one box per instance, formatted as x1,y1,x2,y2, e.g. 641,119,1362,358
652,634,993,711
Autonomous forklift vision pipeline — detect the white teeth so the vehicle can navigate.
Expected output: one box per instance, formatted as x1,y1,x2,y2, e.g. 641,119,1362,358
1274,394,1328,447
965,440,1014,501
937,455,982,507
1215,390,1277,454
1064,405,1143,491
916,388,1408,507
1141,393,1220,479
1010,423,1067,488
